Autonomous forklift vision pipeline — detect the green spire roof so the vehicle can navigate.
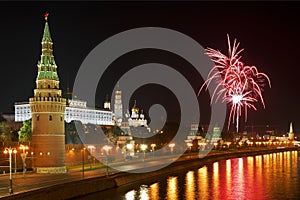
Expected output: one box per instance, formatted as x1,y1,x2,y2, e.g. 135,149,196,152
36,13,59,81
42,21,52,42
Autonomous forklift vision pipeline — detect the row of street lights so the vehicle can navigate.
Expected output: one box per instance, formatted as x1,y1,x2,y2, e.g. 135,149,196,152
81,145,113,178
3,145,29,194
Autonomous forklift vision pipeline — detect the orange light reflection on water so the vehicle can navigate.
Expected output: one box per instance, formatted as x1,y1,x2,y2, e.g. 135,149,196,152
212,162,219,199
123,151,299,200
198,166,208,199
166,176,178,200
185,171,195,200
149,183,159,200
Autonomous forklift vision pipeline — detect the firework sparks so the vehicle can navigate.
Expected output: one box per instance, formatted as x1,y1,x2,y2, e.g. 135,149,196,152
199,35,271,132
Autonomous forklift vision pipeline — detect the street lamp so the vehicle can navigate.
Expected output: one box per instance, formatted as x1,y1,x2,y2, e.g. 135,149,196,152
19,145,29,178
140,144,147,161
126,143,133,159
103,145,112,176
187,143,193,159
87,145,96,169
168,143,175,154
81,147,86,178
4,147,17,194
150,143,156,157
187,143,192,152
13,149,17,173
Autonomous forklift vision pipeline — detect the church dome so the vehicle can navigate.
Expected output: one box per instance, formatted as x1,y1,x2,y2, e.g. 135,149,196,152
131,100,139,114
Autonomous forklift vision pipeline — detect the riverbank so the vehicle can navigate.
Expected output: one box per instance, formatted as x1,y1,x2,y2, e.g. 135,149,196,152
1,147,299,200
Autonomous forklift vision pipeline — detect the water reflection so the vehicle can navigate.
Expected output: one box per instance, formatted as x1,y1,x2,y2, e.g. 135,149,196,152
81,151,300,200
212,162,219,199
149,183,159,200
125,190,136,200
185,171,195,200
225,159,231,198
166,176,178,200
198,166,208,199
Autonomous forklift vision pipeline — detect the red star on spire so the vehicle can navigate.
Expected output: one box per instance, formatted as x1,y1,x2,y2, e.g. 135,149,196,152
45,12,49,20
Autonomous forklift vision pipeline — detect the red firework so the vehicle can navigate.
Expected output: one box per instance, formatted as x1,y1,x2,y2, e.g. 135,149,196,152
199,35,271,132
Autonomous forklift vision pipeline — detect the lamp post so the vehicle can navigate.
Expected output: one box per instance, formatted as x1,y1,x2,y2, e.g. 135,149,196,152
150,143,156,157
19,145,29,178
87,145,95,169
168,143,175,154
126,143,133,160
82,147,86,178
187,143,192,152
4,147,17,194
140,144,147,162
103,145,112,176
13,149,17,173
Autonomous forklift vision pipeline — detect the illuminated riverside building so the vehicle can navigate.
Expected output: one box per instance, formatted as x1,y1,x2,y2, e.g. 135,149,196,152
29,14,66,173
14,14,113,173
185,123,202,144
15,99,113,126
14,20,113,126
127,100,148,127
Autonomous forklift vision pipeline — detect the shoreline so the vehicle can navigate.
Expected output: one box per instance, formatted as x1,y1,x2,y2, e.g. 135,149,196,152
2,147,299,200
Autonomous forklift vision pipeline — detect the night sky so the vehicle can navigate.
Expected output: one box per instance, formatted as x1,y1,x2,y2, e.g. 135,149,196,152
0,1,299,134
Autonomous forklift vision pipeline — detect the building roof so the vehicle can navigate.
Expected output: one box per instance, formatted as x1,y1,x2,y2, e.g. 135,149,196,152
36,13,59,81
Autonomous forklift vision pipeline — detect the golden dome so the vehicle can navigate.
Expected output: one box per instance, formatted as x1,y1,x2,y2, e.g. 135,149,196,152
132,100,139,113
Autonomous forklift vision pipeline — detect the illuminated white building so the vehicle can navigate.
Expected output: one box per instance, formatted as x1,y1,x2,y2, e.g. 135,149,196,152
15,99,113,125
127,100,147,127
185,123,202,144
114,87,123,127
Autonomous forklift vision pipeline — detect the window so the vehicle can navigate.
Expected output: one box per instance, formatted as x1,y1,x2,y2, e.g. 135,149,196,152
49,115,52,121
60,115,63,121
37,115,39,121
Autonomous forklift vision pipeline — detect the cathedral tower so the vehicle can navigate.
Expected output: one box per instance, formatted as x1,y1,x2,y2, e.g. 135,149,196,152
29,13,67,173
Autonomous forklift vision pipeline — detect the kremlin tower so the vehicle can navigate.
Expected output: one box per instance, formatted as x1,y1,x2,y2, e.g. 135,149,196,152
114,84,123,126
29,13,67,173
289,122,295,141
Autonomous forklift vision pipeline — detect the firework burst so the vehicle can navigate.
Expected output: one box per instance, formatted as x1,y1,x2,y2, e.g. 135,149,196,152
199,35,271,132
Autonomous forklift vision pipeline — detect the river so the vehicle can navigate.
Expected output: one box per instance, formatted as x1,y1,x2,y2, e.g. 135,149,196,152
78,150,300,200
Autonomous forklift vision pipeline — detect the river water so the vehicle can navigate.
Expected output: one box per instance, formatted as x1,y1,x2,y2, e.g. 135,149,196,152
79,150,300,200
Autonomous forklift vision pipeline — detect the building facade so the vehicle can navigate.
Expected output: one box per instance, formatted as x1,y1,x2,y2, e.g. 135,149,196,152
127,100,147,127
15,99,113,126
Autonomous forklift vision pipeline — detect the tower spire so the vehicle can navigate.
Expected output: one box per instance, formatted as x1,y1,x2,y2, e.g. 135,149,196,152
36,13,58,81
42,13,52,43
289,122,293,133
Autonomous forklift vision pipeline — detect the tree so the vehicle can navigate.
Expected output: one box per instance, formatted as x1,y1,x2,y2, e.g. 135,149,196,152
0,121,12,142
18,119,32,142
